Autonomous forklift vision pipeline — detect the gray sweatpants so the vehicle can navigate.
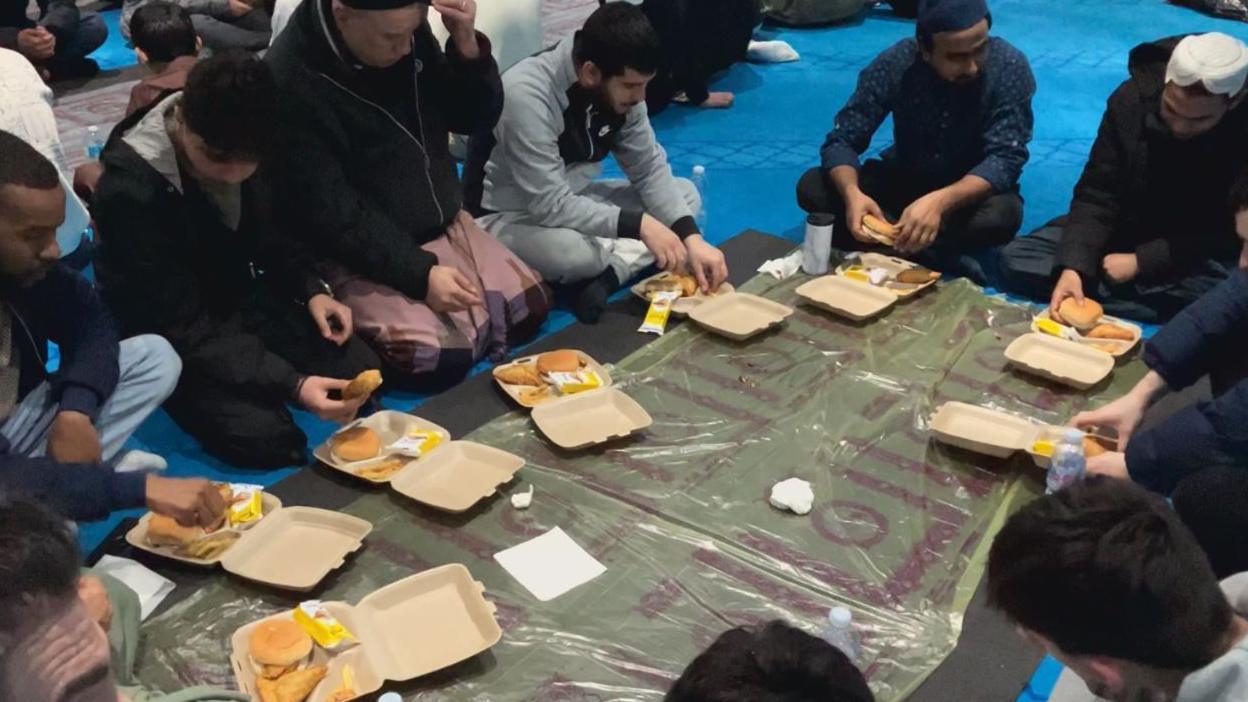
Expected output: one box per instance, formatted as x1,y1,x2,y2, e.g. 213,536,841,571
478,178,701,285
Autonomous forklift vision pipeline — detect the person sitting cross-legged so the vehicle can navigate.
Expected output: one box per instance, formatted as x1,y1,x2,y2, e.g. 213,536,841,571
988,476,1248,702
0,0,107,81
464,2,727,324
796,0,1034,282
0,130,226,525
93,52,380,469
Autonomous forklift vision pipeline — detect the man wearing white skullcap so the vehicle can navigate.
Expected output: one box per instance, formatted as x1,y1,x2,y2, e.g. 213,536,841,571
1002,32,1248,323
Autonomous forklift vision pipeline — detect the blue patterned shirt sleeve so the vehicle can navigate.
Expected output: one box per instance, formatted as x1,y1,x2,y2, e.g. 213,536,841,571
819,44,906,172
967,45,1036,191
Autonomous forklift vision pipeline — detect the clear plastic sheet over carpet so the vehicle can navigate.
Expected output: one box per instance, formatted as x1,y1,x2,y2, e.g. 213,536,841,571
135,274,1147,701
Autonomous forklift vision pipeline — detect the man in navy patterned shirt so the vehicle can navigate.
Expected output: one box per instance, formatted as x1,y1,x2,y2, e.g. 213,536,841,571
797,0,1034,278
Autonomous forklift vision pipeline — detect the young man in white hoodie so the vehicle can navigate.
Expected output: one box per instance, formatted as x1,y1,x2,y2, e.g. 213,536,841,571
988,476,1248,702
464,2,727,323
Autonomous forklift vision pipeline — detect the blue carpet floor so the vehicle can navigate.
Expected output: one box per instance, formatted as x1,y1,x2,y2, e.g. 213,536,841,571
78,2,1248,699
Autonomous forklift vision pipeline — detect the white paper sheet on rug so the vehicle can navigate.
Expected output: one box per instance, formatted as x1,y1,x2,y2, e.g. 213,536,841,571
92,554,175,621
493,527,606,602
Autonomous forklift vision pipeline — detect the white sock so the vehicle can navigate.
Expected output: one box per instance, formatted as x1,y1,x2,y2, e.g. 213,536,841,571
748,40,801,64
113,450,168,473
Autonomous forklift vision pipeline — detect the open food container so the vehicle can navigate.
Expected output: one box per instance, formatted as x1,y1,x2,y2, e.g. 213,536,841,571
386,441,525,512
1004,333,1115,389
796,275,897,321
630,271,736,316
688,292,794,341
230,564,502,702
1031,309,1143,358
929,402,1117,469
313,411,452,479
834,253,941,298
531,387,653,450
126,499,372,591
491,350,613,409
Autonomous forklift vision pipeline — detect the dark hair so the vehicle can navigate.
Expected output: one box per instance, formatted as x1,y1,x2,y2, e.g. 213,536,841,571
181,50,276,162
574,3,660,78
666,620,875,702
131,2,197,63
987,476,1232,670
917,13,992,50
1229,172,1248,214
0,130,59,192
0,493,80,620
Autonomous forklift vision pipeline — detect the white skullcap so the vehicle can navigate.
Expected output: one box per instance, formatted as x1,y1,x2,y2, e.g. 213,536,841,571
1165,33,1248,97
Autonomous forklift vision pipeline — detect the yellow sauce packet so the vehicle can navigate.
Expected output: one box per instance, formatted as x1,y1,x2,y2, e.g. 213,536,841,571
548,371,602,395
639,291,680,335
842,268,871,284
293,600,356,651
228,483,264,526
1031,439,1055,458
390,429,442,458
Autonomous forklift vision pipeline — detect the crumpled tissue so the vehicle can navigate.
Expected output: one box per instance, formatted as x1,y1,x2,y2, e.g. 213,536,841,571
769,478,814,515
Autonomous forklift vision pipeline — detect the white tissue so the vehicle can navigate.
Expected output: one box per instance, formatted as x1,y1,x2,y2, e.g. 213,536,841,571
91,555,175,620
748,40,801,63
758,250,804,280
867,268,890,286
511,485,534,510
769,478,814,515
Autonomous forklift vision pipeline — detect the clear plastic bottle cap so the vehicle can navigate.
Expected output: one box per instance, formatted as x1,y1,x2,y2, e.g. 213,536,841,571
379,694,402,702
1063,428,1085,445
693,165,706,176
829,606,852,627
88,125,99,133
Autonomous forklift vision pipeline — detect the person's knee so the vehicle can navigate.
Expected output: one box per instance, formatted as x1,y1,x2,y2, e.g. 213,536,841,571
76,13,109,53
540,232,611,283
120,335,182,403
675,177,702,215
964,193,1024,246
796,167,833,214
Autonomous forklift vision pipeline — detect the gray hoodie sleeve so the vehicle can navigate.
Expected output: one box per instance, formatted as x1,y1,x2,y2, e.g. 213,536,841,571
494,81,627,239
613,102,698,237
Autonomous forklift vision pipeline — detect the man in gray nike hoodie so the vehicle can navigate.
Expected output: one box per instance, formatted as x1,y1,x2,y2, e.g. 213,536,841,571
464,2,728,323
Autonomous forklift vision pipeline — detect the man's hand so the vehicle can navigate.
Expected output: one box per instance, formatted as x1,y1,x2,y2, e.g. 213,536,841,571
685,235,728,293
842,187,885,244
640,214,688,272
701,92,735,109
48,411,102,463
78,575,113,631
1073,393,1149,450
1049,269,1085,324
1102,253,1139,285
895,191,948,253
1086,451,1130,481
17,27,55,61
227,0,254,16
145,475,229,528
433,0,479,59
427,265,482,314
296,376,366,423
308,294,353,346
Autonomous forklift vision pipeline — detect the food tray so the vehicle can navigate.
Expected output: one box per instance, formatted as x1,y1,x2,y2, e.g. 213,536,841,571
531,387,653,449
796,275,897,321
1005,333,1115,389
688,292,794,341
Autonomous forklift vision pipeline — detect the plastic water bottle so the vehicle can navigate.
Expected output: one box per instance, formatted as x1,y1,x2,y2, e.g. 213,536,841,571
1047,428,1087,494
691,164,708,232
820,607,862,663
378,694,402,702
85,126,105,160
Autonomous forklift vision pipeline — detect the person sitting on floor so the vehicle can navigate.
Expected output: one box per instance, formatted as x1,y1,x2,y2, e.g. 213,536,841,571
987,476,1248,702
638,0,759,113
666,620,875,702
266,0,550,387
796,0,1034,281
1070,179,1247,578
0,494,248,702
1000,32,1248,323
0,0,106,81
0,130,226,525
122,0,269,54
126,2,200,118
93,52,379,469
464,2,727,324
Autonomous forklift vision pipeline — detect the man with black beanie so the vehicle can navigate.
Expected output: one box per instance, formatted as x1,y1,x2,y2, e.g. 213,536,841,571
266,0,550,389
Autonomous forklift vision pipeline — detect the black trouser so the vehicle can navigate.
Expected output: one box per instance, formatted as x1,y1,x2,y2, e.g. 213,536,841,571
999,223,1235,324
796,161,1023,284
164,289,380,469
1173,466,1248,579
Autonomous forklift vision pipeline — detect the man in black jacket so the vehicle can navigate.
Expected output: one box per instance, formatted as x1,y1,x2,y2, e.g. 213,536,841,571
0,0,107,80
1001,33,1248,323
266,0,550,389
0,130,226,526
94,52,380,469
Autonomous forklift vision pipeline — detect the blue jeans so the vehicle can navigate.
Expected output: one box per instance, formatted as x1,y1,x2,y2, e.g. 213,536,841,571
0,335,180,464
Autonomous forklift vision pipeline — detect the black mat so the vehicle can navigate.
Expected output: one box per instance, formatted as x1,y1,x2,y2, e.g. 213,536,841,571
94,229,1041,700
